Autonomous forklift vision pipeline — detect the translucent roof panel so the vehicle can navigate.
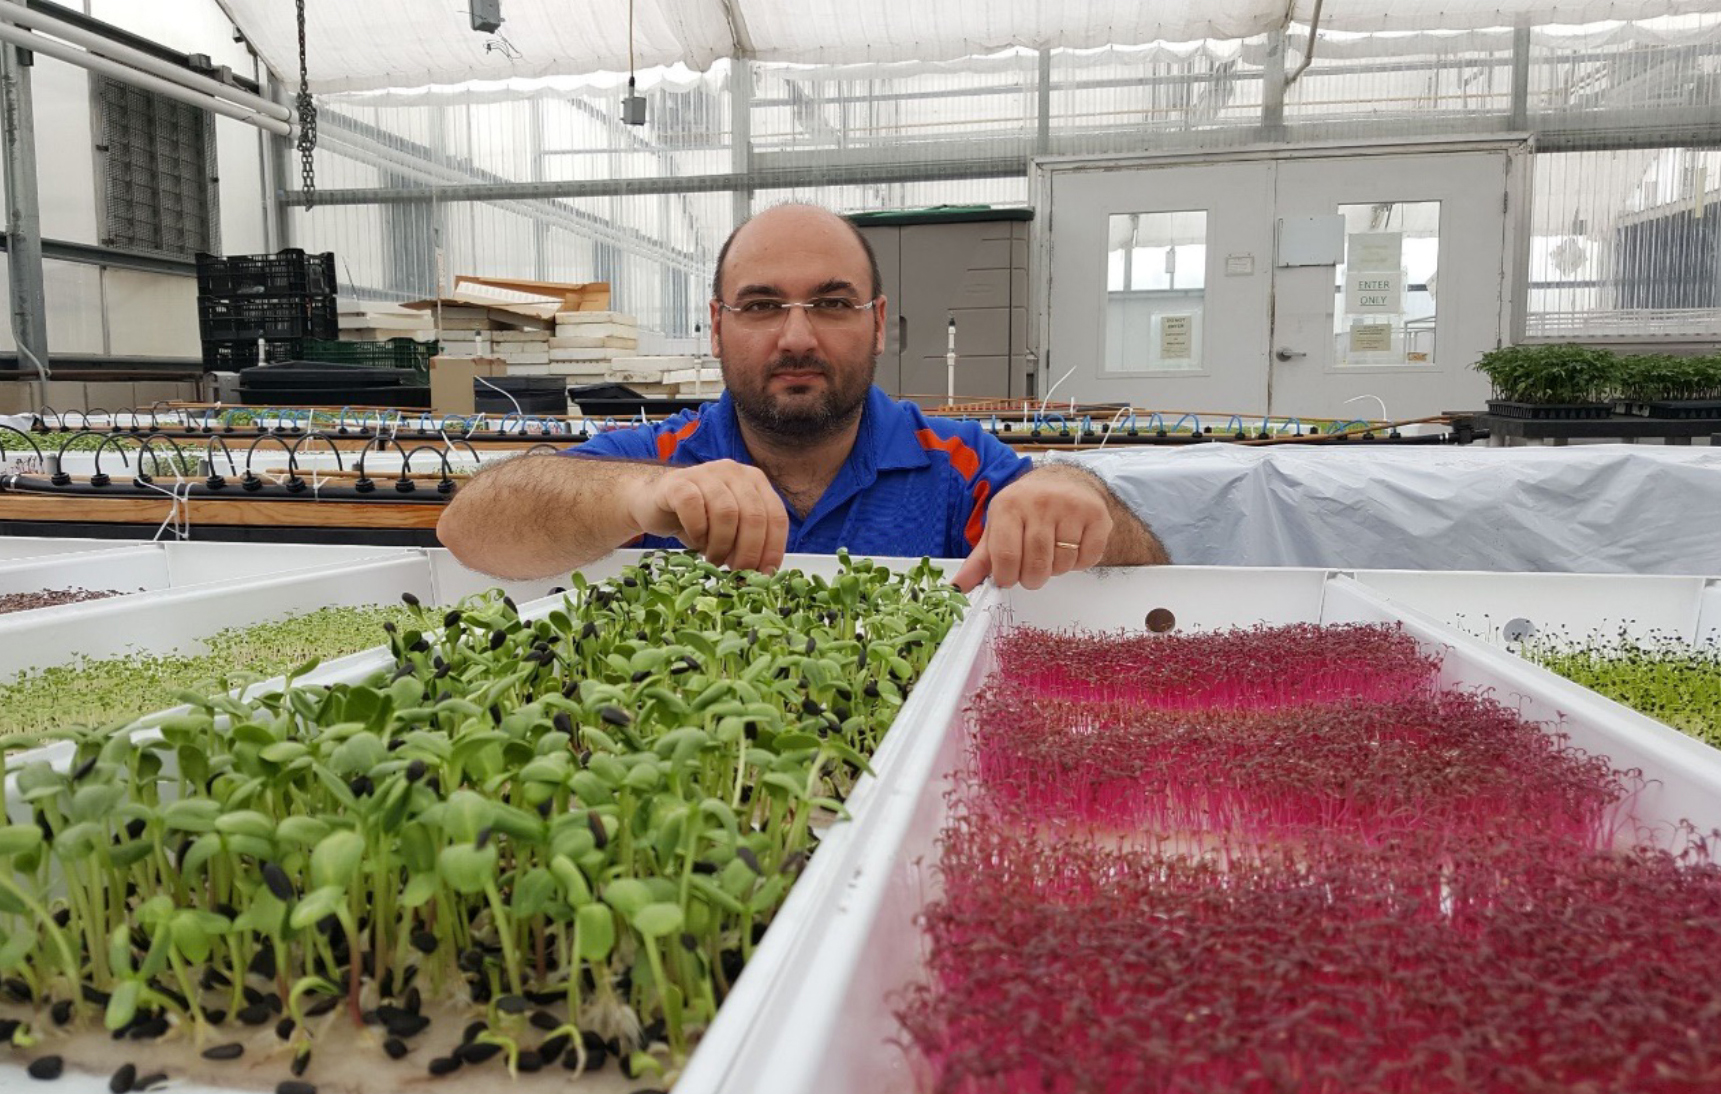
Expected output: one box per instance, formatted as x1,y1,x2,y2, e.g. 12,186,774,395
227,0,1720,94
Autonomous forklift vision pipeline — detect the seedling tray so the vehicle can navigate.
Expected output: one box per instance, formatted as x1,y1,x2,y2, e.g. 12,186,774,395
685,566,1721,1094
1641,399,1721,420
1485,400,1614,420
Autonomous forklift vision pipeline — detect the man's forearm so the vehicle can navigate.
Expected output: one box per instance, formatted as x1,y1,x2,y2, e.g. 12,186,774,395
1034,461,1170,565
437,454,666,579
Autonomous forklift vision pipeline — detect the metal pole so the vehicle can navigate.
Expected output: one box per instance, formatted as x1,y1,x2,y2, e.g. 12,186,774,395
1036,47,1051,157
1261,27,1287,140
0,37,49,397
730,57,752,232
1509,21,1531,132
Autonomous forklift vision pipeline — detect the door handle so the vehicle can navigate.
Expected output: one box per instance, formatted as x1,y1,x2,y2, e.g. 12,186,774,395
1274,347,1307,362
896,315,907,356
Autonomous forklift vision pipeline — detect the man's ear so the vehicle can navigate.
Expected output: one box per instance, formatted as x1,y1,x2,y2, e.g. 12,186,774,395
708,298,723,358
873,296,888,358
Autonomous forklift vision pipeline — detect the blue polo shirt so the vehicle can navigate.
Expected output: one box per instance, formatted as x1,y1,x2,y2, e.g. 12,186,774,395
566,386,1033,559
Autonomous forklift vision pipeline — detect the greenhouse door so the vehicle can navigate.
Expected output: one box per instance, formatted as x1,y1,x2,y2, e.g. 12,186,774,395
1039,139,1529,421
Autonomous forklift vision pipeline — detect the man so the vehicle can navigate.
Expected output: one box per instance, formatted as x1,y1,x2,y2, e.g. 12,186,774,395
437,204,1167,591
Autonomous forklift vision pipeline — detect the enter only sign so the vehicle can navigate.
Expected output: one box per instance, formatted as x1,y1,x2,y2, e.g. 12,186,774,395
1345,270,1404,313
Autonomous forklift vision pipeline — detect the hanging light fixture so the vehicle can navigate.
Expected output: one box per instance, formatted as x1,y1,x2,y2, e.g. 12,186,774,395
622,0,646,125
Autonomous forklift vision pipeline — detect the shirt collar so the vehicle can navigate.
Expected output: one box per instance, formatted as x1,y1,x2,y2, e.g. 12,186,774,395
681,386,931,474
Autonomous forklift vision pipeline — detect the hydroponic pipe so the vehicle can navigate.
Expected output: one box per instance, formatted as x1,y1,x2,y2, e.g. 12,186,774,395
0,474,449,503
0,1,291,122
0,22,291,137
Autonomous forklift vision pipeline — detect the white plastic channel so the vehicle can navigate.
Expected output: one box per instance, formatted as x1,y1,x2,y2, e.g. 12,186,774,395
707,566,1721,1094
1349,569,1712,647
0,543,416,605
0,545,172,598
0,551,970,1094
0,553,434,680
0,537,116,562
1697,578,1721,645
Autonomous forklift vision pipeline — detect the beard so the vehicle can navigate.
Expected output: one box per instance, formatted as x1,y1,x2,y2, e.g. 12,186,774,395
724,351,876,444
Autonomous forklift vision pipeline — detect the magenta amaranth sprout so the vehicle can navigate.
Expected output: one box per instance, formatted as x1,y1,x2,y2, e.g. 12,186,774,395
898,622,1709,1094
992,622,1441,710
968,689,1631,848
902,812,1721,1094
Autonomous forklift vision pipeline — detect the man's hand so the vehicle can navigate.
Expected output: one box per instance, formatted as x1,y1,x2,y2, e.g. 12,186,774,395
952,467,1112,592
626,459,790,574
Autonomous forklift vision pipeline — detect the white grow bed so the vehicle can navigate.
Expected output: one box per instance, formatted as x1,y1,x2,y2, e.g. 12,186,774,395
0,543,567,681
676,565,1721,1094
0,550,972,1094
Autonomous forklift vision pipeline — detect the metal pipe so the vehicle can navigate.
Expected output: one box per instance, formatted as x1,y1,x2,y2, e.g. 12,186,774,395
0,0,291,122
1283,0,1327,91
0,38,47,395
0,22,291,136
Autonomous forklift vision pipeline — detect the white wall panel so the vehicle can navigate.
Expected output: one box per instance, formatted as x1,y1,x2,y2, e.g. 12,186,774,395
103,268,200,356
215,116,268,255
32,57,98,246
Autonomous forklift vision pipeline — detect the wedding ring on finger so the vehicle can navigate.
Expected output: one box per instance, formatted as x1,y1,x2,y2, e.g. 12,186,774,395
1054,541,1080,551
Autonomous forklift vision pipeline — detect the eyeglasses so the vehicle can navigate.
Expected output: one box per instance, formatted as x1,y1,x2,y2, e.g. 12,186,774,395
717,297,880,328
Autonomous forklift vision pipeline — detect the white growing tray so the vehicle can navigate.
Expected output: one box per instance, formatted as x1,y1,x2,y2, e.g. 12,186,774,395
0,550,972,1094
0,544,578,680
681,565,1721,1094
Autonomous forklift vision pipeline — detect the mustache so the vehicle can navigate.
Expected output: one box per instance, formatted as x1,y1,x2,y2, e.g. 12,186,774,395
768,355,831,377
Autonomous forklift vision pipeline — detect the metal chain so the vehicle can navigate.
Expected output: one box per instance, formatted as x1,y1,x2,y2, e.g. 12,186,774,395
295,0,317,208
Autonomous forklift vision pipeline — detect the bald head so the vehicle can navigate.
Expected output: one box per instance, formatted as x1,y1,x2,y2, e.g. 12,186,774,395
711,204,882,304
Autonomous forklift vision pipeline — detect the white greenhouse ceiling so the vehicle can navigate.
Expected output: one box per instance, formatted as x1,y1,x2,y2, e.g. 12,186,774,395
227,0,1718,94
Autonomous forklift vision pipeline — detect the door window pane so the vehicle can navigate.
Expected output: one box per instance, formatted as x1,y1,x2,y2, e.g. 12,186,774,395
1330,201,1440,366
1105,211,1207,372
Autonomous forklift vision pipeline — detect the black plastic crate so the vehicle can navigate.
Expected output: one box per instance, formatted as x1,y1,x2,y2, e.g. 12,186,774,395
198,295,339,342
196,249,337,298
1485,400,1615,421
200,339,304,370
297,338,439,372
240,362,417,390
569,383,710,417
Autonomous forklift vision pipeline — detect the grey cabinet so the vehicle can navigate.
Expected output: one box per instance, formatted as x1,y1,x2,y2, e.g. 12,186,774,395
852,210,1031,405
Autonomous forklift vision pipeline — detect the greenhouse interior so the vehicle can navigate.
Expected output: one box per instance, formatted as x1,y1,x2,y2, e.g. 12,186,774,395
0,0,1719,1092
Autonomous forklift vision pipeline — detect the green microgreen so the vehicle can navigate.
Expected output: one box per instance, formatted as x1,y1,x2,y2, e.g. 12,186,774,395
0,550,964,1086
0,606,414,738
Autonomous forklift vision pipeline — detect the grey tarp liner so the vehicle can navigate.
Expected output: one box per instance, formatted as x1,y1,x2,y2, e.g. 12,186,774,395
1068,443,1721,574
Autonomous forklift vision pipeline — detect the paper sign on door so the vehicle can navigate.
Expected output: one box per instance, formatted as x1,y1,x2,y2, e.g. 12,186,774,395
1160,314,1194,360
1348,231,1403,272
1345,271,1404,314
1349,322,1394,353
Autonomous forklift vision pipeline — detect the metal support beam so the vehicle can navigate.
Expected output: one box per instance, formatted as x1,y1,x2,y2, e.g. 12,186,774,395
730,57,753,229
1509,21,1532,131
24,0,262,95
1260,27,1287,139
287,153,1030,206
0,232,196,276
1036,48,1051,157
0,39,49,385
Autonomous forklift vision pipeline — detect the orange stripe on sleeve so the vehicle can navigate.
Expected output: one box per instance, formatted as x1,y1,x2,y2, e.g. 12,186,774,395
914,428,980,480
964,477,992,549
655,419,702,462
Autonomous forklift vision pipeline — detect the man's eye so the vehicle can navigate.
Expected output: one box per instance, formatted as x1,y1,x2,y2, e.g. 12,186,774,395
740,301,784,315
810,298,855,311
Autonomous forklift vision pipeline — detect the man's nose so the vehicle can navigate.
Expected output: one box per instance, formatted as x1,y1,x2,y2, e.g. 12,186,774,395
773,304,820,353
